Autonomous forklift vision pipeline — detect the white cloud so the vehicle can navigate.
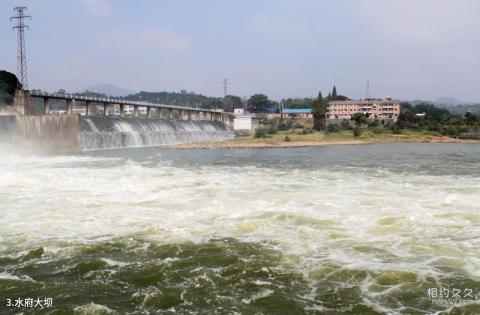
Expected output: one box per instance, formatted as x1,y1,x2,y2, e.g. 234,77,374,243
96,28,191,54
249,15,316,41
347,0,480,101
80,0,112,17
135,29,191,53
355,0,480,44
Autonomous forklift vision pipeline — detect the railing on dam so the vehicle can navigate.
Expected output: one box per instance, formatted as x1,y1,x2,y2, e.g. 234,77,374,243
26,90,233,125
29,91,223,113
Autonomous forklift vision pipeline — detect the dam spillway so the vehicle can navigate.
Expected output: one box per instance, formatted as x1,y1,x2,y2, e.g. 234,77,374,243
0,114,234,153
0,90,236,152
80,116,234,150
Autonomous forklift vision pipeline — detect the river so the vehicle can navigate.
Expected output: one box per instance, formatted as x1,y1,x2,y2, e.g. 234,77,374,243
0,143,479,314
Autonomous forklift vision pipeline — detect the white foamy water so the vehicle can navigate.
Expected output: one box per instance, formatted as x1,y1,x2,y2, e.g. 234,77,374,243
80,116,234,150
0,143,479,313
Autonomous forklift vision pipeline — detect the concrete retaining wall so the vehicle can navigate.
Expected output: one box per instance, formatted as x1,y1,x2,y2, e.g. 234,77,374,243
13,114,81,154
0,115,17,141
460,131,480,140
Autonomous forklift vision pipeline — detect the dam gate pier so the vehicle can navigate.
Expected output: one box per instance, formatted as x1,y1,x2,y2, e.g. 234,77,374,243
26,91,233,126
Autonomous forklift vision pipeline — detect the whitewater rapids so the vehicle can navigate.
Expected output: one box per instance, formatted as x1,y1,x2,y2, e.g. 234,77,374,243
0,143,478,314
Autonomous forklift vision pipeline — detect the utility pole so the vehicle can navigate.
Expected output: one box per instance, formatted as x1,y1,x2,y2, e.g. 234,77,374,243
221,78,229,111
366,80,371,100
280,99,284,119
221,78,229,98
10,7,31,90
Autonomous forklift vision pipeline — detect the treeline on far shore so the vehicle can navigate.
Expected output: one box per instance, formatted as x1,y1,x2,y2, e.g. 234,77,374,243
395,102,479,137
1,69,479,138
325,102,480,138
256,101,480,139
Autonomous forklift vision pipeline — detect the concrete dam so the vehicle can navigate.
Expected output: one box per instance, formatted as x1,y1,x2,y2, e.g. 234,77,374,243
0,114,234,153
0,90,235,153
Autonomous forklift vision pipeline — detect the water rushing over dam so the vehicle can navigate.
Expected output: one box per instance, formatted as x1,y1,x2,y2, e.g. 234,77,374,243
0,114,234,152
80,116,234,150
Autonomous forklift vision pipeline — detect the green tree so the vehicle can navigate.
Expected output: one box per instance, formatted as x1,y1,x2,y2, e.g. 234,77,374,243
283,98,313,109
247,94,272,113
396,103,418,129
312,92,328,131
413,103,450,121
121,91,227,110
332,85,337,100
208,99,224,110
0,70,20,105
351,112,367,127
465,112,478,125
353,127,363,137
335,95,349,101
341,119,352,130
77,90,108,98
224,95,243,111
326,86,348,101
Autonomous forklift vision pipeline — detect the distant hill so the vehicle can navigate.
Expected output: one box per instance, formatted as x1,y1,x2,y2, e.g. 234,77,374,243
409,97,475,106
406,98,480,115
85,84,135,97
120,90,225,110
435,97,467,106
433,97,480,115
443,104,480,115
408,99,435,106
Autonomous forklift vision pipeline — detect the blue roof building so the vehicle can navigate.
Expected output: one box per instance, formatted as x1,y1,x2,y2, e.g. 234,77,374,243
282,108,312,114
282,108,312,118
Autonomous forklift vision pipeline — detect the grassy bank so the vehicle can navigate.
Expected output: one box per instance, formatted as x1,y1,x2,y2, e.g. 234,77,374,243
171,129,477,149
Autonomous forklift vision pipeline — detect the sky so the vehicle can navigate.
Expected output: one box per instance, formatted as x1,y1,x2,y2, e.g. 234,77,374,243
1,0,480,101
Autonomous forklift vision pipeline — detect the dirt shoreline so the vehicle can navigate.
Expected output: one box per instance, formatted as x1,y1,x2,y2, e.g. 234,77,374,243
169,136,480,150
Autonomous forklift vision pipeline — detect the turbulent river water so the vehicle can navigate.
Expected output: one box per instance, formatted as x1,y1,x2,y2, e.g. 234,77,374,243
0,143,479,314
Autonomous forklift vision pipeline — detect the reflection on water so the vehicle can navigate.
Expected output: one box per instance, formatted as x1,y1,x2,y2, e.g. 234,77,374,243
0,143,479,314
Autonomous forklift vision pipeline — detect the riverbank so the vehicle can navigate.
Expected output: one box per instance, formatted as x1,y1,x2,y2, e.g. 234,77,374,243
171,130,480,149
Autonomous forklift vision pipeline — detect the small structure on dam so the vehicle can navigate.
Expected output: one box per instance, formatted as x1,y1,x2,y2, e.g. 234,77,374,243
0,89,235,152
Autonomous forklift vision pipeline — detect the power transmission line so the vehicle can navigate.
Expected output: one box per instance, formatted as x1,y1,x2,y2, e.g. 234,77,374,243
221,78,229,110
366,80,371,100
221,78,229,97
10,7,31,90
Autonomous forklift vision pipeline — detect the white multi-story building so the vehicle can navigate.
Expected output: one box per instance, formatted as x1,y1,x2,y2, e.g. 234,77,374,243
327,98,401,121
